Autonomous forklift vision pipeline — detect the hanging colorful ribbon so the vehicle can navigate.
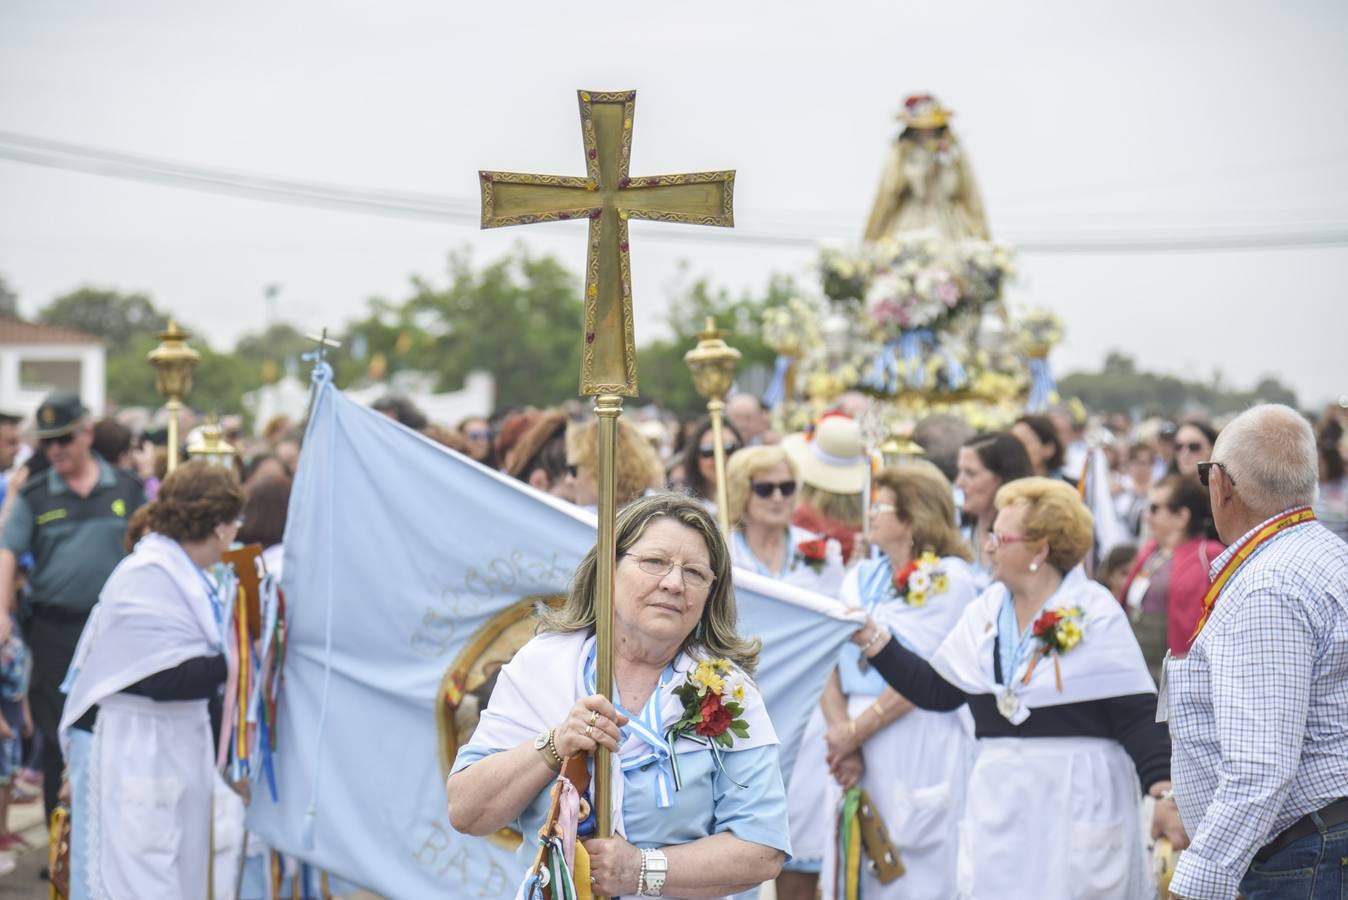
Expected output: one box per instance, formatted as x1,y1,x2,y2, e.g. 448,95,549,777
835,786,864,900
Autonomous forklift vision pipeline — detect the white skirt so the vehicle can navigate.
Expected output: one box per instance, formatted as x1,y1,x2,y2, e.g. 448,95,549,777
956,736,1152,900
822,695,972,900
89,693,215,900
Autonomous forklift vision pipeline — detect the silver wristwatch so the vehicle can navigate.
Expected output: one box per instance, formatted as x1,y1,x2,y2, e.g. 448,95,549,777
637,847,667,897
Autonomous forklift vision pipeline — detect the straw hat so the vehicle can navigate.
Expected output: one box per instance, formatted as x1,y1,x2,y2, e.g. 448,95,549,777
782,415,870,495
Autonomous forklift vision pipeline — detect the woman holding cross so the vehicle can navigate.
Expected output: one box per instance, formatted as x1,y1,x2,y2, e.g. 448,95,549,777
446,493,790,897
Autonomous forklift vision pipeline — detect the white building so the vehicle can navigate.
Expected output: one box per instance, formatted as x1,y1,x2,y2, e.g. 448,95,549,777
0,316,105,418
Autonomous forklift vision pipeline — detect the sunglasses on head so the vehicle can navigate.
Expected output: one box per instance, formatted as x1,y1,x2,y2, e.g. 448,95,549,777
750,480,796,499
40,433,76,448
699,445,739,459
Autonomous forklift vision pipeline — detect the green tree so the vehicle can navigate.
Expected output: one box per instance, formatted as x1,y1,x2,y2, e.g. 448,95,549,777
337,245,585,410
1058,351,1300,416
635,267,790,414
39,287,169,353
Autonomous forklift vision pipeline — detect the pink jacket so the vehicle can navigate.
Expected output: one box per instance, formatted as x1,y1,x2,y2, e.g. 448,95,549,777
1119,536,1225,655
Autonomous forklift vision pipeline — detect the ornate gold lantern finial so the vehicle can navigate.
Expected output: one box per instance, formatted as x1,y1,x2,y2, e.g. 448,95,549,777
187,418,237,470
878,432,926,468
684,317,742,533
147,319,201,473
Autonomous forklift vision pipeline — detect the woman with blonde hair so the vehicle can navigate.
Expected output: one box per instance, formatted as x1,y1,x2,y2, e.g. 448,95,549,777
566,417,665,511
447,494,789,896
726,446,846,596
784,415,870,562
820,463,978,898
851,477,1183,899
725,445,845,900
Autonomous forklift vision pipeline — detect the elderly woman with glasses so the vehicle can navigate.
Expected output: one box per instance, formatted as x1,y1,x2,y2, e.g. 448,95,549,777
447,494,789,898
723,446,844,900
850,477,1184,899
59,461,245,898
819,463,978,899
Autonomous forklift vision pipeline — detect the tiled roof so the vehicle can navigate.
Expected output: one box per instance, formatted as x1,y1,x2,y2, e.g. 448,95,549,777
0,316,101,345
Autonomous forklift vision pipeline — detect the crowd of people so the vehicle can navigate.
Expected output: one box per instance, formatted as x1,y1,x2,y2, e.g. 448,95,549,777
439,392,1348,899
0,379,1343,898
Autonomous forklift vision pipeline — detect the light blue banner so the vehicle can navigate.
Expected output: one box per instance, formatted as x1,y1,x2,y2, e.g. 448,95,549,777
246,374,858,898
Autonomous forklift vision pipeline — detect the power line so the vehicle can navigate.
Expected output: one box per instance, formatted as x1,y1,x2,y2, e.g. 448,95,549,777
2,130,1347,254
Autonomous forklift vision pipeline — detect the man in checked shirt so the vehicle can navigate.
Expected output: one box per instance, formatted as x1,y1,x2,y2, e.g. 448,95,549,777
1165,404,1348,899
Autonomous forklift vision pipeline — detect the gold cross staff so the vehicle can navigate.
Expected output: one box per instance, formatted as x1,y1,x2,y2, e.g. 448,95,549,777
479,89,734,396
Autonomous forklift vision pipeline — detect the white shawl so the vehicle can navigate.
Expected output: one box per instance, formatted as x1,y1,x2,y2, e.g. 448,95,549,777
467,630,778,837
930,567,1155,724
59,533,224,748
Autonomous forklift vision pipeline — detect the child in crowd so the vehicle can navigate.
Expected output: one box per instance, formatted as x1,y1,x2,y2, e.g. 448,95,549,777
0,620,33,853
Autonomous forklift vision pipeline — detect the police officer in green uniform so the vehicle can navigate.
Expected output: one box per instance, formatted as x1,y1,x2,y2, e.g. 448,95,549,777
0,392,145,819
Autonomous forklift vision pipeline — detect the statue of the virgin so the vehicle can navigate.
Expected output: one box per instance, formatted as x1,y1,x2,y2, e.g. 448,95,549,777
863,94,991,243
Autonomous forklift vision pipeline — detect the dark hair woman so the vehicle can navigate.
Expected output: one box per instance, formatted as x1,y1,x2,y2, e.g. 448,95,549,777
1171,419,1218,480
1010,415,1066,479
1118,474,1225,675
954,433,1033,588
678,417,745,512
60,461,245,897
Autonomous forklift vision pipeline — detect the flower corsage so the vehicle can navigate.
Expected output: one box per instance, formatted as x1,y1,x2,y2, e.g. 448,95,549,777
794,538,829,575
665,659,750,791
891,550,950,606
1023,605,1085,691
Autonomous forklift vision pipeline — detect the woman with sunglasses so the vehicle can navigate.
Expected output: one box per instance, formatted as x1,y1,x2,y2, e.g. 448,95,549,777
819,463,977,899
1117,475,1224,678
1171,419,1218,480
850,477,1183,899
677,417,744,514
725,447,846,595
725,446,845,900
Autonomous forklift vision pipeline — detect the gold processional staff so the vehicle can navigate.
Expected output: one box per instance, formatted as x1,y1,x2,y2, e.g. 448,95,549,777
478,89,735,875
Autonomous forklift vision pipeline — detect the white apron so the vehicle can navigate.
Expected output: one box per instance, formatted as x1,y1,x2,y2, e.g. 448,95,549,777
956,736,1151,900
88,694,215,900
821,556,979,899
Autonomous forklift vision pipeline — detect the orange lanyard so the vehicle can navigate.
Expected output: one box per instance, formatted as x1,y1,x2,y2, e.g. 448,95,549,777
1189,507,1316,642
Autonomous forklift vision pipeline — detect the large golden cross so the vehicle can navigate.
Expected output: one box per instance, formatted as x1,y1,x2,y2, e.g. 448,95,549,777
479,89,735,396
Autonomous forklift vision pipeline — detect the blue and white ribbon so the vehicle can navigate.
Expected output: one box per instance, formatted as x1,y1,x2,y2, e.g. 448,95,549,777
761,355,794,410
584,643,678,808
1026,357,1057,413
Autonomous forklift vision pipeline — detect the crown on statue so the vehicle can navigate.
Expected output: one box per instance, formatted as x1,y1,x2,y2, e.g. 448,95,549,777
897,93,953,129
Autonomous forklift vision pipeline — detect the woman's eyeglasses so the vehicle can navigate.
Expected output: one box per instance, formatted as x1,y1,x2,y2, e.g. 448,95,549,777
750,480,796,499
466,429,493,442
699,445,740,459
624,554,715,589
869,503,898,516
1178,441,1207,454
986,532,1039,549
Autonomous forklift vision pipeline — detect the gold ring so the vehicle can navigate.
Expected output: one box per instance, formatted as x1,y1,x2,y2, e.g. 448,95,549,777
584,723,594,738
588,709,600,726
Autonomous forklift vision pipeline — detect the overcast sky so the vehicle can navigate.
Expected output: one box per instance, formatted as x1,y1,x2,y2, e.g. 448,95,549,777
2,1,1345,407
